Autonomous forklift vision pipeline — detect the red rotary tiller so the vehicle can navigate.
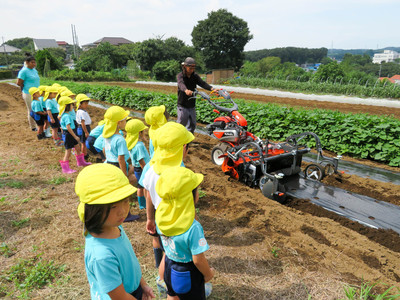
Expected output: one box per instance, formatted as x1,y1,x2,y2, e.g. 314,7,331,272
193,89,341,201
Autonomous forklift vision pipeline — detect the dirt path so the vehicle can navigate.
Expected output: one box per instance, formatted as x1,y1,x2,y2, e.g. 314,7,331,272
1,82,399,299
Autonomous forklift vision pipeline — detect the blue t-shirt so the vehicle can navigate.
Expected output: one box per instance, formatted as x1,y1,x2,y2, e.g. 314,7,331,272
90,124,105,138
60,112,76,130
69,109,76,122
94,135,105,152
149,139,155,158
129,141,150,168
104,134,130,163
85,226,142,299
17,67,40,94
31,100,44,113
45,98,59,114
157,220,209,263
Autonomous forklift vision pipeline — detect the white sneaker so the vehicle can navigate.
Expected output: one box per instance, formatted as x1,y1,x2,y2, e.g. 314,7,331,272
205,282,212,298
156,276,167,298
45,128,52,138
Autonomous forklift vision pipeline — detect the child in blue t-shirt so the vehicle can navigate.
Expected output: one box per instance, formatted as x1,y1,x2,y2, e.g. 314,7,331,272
29,87,48,140
58,96,91,174
155,167,214,300
75,163,155,300
125,119,150,210
86,121,106,162
44,86,63,146
38,86,52,138
103,106,139,222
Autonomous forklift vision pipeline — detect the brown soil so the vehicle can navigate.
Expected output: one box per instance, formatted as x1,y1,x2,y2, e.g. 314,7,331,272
1,82,400,299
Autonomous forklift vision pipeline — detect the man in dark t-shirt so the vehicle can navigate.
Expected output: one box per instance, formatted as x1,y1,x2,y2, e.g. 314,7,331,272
177,57,214,133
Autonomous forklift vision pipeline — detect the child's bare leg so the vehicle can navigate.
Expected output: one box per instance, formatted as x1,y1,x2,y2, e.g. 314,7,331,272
52,128,58,140
167,296,179,300
63,149,72,161
37,125,44,134
158,253,165,280
74,144,81,155
81,143,87,156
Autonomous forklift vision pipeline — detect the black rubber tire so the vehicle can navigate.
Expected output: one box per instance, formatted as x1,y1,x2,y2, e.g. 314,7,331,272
211,143,228,165
304,163,325,181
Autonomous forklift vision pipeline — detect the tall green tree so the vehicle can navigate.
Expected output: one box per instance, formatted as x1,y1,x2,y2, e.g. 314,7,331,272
76,42,125,72
35,49,63,76
191,9,253,70
5,37,34,52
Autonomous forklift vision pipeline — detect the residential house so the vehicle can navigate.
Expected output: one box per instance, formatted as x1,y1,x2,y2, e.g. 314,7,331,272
379,75,400,85
93,37,133,46
57,41,68,50
33,39,59,50
0,44,21,54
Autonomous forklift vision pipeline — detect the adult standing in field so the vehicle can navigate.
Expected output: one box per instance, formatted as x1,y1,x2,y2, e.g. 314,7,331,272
177,57,214,134
16,53,40,131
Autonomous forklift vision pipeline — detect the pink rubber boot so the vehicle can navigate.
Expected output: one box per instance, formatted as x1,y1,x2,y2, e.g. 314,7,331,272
76,153,92,167
59,160,77,174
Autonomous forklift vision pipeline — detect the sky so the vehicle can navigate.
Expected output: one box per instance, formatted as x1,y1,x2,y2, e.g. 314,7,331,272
1,0,398,51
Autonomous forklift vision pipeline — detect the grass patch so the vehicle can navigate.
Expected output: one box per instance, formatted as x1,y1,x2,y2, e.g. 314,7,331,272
0,242,15,257
0,254,66,298
48,176,71,185
0,180,25,189
0,172,8,178
20,197,32,204
198,188,207,199
11,218,30,229
342,281,400,299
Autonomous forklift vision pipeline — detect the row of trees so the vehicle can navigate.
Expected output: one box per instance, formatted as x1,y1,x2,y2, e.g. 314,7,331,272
240,52,400,86
245,47,328,64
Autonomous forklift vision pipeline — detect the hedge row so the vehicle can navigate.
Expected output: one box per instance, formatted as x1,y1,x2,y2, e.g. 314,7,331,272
40,79,400,166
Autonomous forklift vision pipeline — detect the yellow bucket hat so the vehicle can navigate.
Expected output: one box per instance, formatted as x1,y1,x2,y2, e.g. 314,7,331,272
151,122,194,174
144,105,167,140
125,119,148,150
38,85,47,94
60,89,76,98
29,87,40,96
58,96,76,116
52,83,62,88
103,106,130,138
43,86,60,101
75,163,137,223
75,94,91,111
155,166,203,236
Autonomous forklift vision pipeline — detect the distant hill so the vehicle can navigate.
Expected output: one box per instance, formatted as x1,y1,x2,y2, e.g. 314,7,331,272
328,47,400,60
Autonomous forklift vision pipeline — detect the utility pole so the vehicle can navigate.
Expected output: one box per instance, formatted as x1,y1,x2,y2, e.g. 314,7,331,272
71,24,79,61
2,36,9,67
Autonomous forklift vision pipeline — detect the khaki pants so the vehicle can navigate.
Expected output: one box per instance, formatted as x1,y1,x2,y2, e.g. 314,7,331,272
22,92,36,129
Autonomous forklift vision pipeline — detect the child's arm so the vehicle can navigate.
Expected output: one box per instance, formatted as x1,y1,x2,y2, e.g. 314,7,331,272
140,277,155,299
67,124,80,143
47,110,55,123
139,158,146,169
145,191,156,235
118,155,128,177
107,283,136,299
193,253,215,282
81,119,89,138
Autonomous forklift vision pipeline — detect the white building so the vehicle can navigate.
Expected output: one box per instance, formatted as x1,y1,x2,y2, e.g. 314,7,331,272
372,50,399,64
